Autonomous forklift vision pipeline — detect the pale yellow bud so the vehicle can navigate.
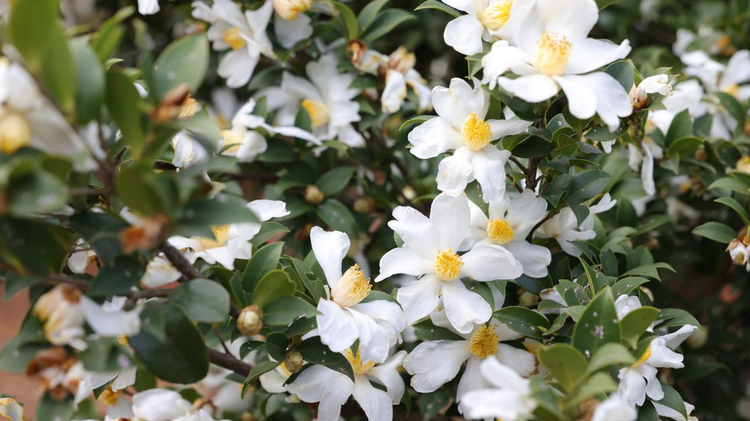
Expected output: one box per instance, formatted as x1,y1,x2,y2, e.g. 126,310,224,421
237,305,263,336
304,185,324,205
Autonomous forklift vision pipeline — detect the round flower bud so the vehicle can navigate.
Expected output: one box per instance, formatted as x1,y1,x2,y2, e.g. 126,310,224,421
237,305,263,336
687,326,708,349
353,197,376,214
284,351,304,373
304,185,324,205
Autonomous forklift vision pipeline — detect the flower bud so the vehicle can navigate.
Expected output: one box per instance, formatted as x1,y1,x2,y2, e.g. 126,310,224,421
687,326,708,349
638,286,654,303
237,305,263,336
304,185,324,205
353,197,376,214
284,351,304,373
517,288,539,307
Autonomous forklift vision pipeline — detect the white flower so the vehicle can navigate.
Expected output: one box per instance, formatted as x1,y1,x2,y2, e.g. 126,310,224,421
615,294,643,321
729,243,750,265
287,349,407,421
68,239,97,275
172,131,209,168
353,46,431,113
192,0,275,88
260,54,365,147
407,78,530,202
169,199,289,270
306,226,406,364
32,284,87,350
536,194,616,256
403,310,536,414
654,399,699,421
439,0,522,55
0,59,92,169
132,389,229,421
459,358,537,421
141,255,182,288
461,190,551,278
539,287,566,314
591,393,637,421
0,397,24,421
81,295,142,338
648,79,706,135
272,0,313,49
481,0,632,130
618,325,697,406
138,0,159,14
376,193,523,333
74,366,138,409
628,138,664,197
629,74,672,110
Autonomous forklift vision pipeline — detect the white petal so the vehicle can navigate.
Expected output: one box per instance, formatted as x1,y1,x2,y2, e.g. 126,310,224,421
397,274,444,324
218,49,259,88
274,12,312,49
432,78,489,128
618,367,647,407
456,358,490,414
443,15,486,56
481,41,529,89
495,343,536,377
554,74,597,120
316,299,359,352
558,72,632,131
497,74,559,103
566,39,632,75
138,0,160,14
310,226,349,286
661,325,697,349
247,199,289,221
488,119,531,140
403,340,471,392
382,69,408,113
367,351,407,404
287,365,354,421
352,376,394,421
132,389,191,420
436,147,475,196
375,248,434,282
460,243,523,281
81,297,141,337
408,117,462,159
536,0,598,43
442,280,493,334
388,206,440,259
430,193,471,250
504,241,551,278
348,308,390,364
471,147,511,203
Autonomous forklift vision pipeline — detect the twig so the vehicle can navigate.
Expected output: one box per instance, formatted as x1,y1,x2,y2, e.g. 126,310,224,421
127,289,171,300
158,242,204,280
508,156,528,172
207,348,251,377
214,326,232,355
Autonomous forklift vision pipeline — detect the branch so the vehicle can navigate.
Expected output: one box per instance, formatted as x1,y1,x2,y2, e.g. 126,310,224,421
158,242,203,280
207,348,251,377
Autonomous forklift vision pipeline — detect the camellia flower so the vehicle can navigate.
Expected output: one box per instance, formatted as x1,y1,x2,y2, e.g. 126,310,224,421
33,284,88,350
272,0,313,49
403,310,536,414
172,131,209,169
628,138,664,197
376,193,523,333
481,0,632,130
407,78,531,202
74,366,138,418
0,397,24,421
0,58,92,169
261,54,365,147
141,255,182,288
138,0,159,14
459,358,537,420
591,393,638,421
192,0,275,88
169,199,290,270
132,389,228,421
461,190,551,278
439,0,525,55
306,226,406,364
68,239,98,275
536,194,616,256
647,79,706,136
629,74,672,110
286,349,406,421
81,295,142,338
618,324,697,406
352,46,431,113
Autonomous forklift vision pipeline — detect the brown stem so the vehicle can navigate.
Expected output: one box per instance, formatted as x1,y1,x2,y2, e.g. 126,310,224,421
158,242,204,280
214,326,232,355
207,348,251,377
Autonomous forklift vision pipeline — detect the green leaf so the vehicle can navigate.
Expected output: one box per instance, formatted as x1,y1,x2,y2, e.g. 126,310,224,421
714,197,750,226
172,279,231,323
656,308,700,329
7,170,68,216
357,0,389,33
619,263,675,280
414,0,461,17
692,222,737,244
399,115,434,131
596,0,621,9
70,37,105,124
129,303,209,384
316,199,359,237
412,319,465,341
361,9,416,43
572,287,620,356
106,69,146,158
611,277,650,297
493,306,551,341
251,222,290,247
37,393,76,421
317,167,356,197
263,297,319,326
654,383,688,419
0,218,71,276
80,337,121,372
68,211,127,261
154,34,209,98
538,344,588,393
174,197,259,236
664,110,693,146
667,136,702,155
715,91,745,123
575,372,618,404
253,269,296,308
246,360,281,384
707,177,750,196
297,337,355,381
567,170,611,204
115,163,174,216
604,61,634,91
332,1,359,40
265,332,289,361
90,256,146,296
585,342,635,374
91,6,134,62
243,242,284,293
620,306,660,346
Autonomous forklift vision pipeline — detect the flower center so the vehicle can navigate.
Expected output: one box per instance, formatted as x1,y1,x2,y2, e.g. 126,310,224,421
344,348,376,375
737,156,750,174
99,388,121,406
461,113,492,151
178,96,199,119
480,0,513,31
723,84,740,98
222,27,247,50
469,325,499,358
535,31,571,76
388,46,416,74
433,248,463,281
273,0,312,20
487,218,515,244
0,111,31,155
301,98,330,128
198,225,230,249
221,129,244,154
331,264,371,307
118,335,130,347
632,346,652,367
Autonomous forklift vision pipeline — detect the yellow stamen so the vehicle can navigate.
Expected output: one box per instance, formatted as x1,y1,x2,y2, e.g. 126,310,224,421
433,248,463,281
535,31,572,76
178,96,199,119
480,0,513,31
222,129,244,154
331,264,371,307
737,156,750,174
344,348,375,375
723,84,740,98
461,113,492,151
301,98,330,128
0,111,31,155
469,325,499,358
118,335,130,347
273,0,312,21
632,346,652,367
223,27,247,50
98,388,121,406
198,225,230,249
388,46,416,74
487,218,514,244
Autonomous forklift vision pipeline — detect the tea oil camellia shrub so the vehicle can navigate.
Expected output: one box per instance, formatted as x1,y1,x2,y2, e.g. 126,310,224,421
0,0,749,419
